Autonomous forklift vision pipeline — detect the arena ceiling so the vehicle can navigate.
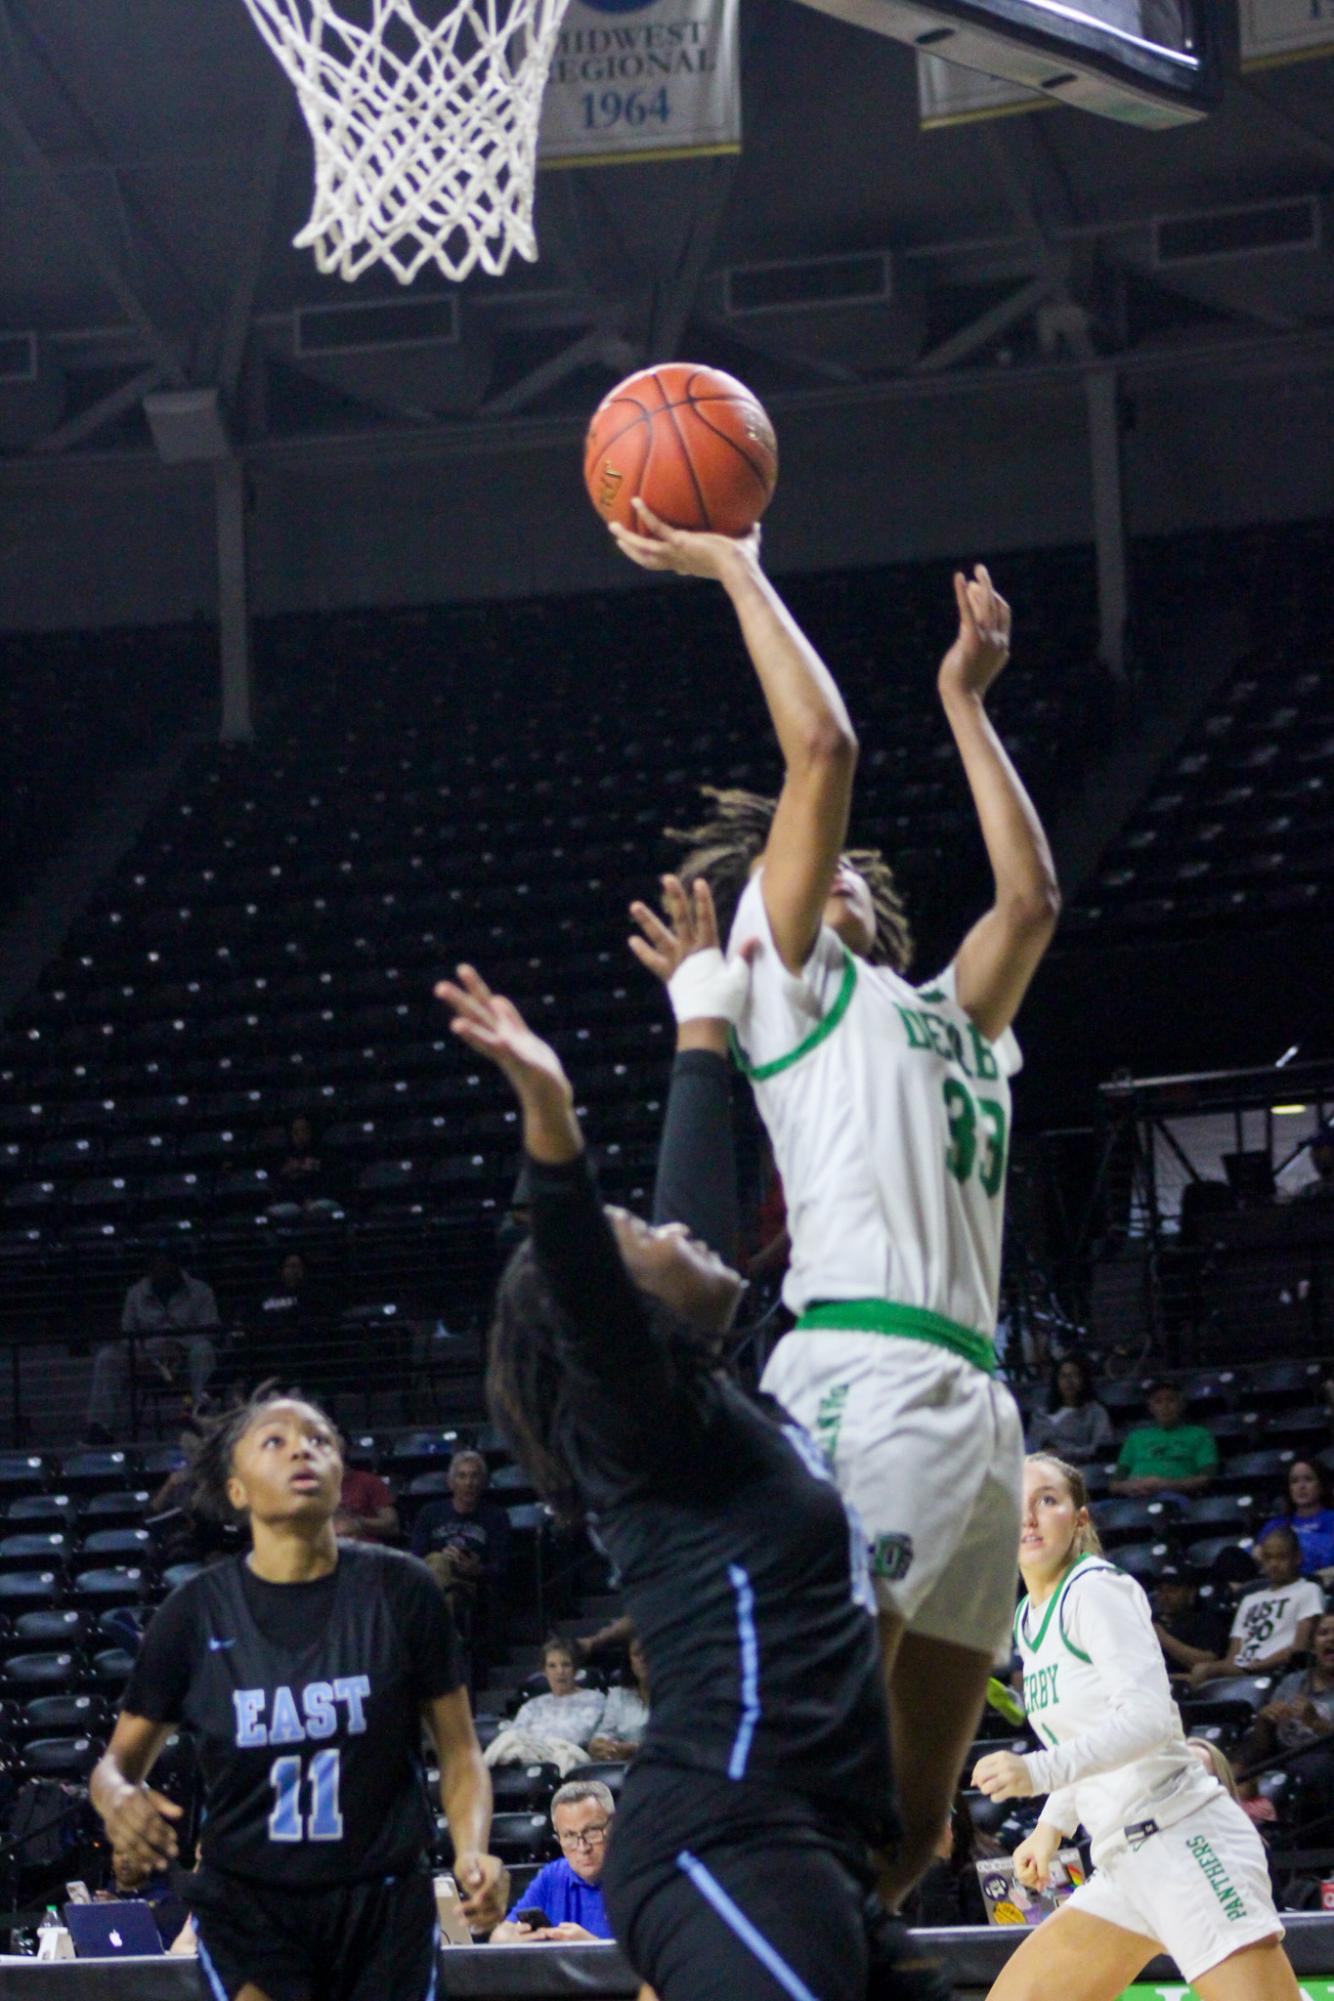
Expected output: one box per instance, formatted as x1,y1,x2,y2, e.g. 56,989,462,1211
0,0,1331,462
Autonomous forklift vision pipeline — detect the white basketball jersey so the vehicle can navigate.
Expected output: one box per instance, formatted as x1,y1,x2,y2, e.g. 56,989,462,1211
729,872,1020,1346
1017,1556,1219,1860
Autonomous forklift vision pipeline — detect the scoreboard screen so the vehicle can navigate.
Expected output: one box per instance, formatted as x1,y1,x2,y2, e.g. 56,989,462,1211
795,0,1224,125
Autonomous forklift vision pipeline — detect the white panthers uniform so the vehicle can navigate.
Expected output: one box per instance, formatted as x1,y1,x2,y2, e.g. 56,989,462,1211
731,872,1023,1647
1017,1555,1284,1983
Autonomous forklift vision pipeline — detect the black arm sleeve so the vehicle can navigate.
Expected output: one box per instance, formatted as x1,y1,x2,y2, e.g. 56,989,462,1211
528,1150,681,1496
119,1586,198,1723
650,1049,739,1266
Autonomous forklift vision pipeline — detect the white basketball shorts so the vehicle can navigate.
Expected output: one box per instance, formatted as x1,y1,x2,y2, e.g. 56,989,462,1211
1066,1791,1284,1983
760,1327,1023,1655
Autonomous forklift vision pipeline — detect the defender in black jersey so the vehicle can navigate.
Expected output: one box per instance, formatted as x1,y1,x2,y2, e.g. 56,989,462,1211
90,1391,506,2001
440,959,947,2001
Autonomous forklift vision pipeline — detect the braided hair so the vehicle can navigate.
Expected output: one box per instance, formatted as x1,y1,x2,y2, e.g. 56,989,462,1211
486,1238,725,1526
188,1382,342,1526
666,786,914,973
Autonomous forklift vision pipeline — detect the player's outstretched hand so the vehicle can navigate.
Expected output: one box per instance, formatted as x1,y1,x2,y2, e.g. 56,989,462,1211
1011,1828,1061,1893
629,873,717,983
630,875,754,1027
937,562,1011,705
435,967,572,1111
971,1749,1034,1801
609,498,761,581
454,1850,509,1932
100,1782,183,1875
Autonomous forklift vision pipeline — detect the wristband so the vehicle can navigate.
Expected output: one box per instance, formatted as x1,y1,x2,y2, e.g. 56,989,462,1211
666,948,750,1026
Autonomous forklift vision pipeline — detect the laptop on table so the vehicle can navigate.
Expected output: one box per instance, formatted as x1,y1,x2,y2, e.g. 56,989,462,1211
63,1900,165,1957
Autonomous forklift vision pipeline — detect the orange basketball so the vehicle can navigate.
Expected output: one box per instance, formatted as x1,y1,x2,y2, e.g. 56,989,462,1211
584,363,778,539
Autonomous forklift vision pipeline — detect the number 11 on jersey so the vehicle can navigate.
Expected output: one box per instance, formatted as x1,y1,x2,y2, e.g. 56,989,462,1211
269,1749,343,1842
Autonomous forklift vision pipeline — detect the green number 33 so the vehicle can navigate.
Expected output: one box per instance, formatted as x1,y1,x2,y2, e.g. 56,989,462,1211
942,1079,1008,1196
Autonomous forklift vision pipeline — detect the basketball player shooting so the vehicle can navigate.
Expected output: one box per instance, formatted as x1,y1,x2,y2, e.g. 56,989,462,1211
612,500,1060,1908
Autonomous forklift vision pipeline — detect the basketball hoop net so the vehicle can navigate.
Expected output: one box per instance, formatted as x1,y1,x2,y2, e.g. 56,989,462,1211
239,0,573,284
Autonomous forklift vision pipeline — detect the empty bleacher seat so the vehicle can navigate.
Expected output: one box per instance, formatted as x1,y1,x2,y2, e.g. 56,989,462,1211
23,1734,101,1778
0,1574,62,1616
485,1812,557,1864
489,1763,560,1813
1,1651,82,1693
0,1534,70,1572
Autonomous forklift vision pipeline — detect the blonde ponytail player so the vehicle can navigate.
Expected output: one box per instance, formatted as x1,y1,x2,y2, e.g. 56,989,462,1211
972,1454,1299,2001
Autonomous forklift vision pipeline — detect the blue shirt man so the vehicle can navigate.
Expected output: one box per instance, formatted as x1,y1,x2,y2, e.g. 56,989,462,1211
494,1780,615,1942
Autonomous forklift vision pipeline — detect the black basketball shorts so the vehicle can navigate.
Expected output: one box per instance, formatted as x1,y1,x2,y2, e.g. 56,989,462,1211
188,1864,438,2001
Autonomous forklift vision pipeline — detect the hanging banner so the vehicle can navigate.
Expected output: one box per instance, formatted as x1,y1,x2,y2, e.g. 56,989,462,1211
539,0,741,167
1240,0,1334,66
917,51,1042,128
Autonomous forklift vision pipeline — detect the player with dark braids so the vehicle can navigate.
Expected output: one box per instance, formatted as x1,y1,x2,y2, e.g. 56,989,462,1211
611,503,1059,1907
90,1385,506,2001
667,786,913,976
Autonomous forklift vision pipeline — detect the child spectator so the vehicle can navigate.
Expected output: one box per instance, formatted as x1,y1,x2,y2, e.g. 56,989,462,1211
1188,1526,1323,1686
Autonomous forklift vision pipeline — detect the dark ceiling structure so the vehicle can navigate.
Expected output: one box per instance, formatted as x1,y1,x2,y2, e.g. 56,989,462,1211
0,0,1330,465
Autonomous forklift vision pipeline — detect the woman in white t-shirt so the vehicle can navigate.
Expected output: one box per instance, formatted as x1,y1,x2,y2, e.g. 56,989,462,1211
509,1637,606,1747
971,1453,1297,2001
588,1632,651,1761
610,504,1058,1904
1188,1527,1323,1688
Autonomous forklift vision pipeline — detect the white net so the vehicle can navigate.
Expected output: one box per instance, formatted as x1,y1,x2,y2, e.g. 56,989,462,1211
239,0,573,284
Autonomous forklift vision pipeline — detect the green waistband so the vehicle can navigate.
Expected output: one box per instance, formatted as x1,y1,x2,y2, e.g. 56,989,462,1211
794,1299,997,1375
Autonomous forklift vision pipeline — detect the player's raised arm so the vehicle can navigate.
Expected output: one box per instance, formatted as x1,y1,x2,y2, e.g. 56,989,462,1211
939,565,1060,1041
611,501,857,972
90,1713,183,1875
630,873,749,1264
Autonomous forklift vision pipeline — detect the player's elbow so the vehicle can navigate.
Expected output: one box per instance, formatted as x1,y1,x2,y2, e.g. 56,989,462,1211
793,718,858,781
1005,875,1061,936
792,716,856,768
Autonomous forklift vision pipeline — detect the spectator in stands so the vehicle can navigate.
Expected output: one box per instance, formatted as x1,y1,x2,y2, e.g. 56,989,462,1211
1257,1459,1334,1582
1238,1612,1334,1767
1026,1355,1113,1466
243,1252,326,1384
1152,1562,1231,1681
97,1843,190,1947
412,1448,511,1690
588,1631,650,1761
1109,1380,1218,1498
489,1780,616,1942
411,1448,511,1599
273,1114,331,1211
905,1792,1002,1928
511,1638,605,1746
1188,1526,1324,1686
1184,1738,1278,1836
335,1461,398,1544
85,1247,220,1443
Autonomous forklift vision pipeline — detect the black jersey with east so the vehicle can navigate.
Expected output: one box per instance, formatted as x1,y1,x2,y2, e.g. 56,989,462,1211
121,1542,461,1886
528,1149,893,1843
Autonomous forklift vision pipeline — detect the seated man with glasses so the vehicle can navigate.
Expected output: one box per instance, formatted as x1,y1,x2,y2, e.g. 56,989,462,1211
489,1780,615,1942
